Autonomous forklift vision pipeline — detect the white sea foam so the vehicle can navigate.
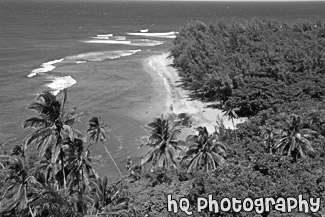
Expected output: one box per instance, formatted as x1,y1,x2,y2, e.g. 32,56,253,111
65,50,141,62
92,34,114,40
126,31,178,38
97,34,113,37
45,76,77,96
112,36,126,40
28,58,64,77
91,36,111,40
84,39,163,47
76,61,87,64
130,39,164,46
156,35,177,39
84,40,132,45
148,59,171,102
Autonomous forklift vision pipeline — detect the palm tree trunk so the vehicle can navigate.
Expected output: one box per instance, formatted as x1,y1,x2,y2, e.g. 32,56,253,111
29,206,36,217
24,183,28,209
232,118,237,140
103,143,123,178
60,148,67,190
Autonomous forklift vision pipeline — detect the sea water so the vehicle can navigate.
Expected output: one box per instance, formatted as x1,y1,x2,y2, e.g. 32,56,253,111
1,0,324,180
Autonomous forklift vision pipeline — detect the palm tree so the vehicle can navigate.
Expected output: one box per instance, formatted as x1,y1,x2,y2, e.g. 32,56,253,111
87,117,122,177
140,114,181,171
222,106,240,139
23,89,84,189
274,114,316,160
260,124,278,154
23,90,84,157
181,127,227,172
62,138,97,194
89,176,110,214
0,144,38,215
27,183,78,217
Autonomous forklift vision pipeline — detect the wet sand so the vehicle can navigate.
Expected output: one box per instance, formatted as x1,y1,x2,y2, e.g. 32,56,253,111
144,53,246,139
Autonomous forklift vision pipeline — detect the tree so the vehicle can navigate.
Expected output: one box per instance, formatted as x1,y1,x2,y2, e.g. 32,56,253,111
274,114,316,160
223,107,239,128
140,115,181,171
62,137,97,194
23,90,84,189
260,123,278,154
223,106,240,139
181,127,227,172
170,20,325,117
0,143,38,216
87,116,122,177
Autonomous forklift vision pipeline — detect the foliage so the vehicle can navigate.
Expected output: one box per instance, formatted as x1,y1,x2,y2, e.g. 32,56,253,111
2,18,325,217
140,115,182,171
87,116,123,177
169,19,325,117
273,114,317,160
0,91,136,217
181,127,227,172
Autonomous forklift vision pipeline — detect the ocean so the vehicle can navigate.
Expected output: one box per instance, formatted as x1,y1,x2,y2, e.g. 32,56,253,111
1,0,325,180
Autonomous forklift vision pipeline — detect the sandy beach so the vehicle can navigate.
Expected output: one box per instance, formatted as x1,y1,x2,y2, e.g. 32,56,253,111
144,52,246,138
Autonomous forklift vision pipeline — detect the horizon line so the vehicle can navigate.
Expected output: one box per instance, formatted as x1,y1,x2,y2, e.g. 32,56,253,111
82,0,325,1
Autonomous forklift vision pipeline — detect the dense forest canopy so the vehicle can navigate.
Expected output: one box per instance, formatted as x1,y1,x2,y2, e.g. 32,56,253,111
169,19,325,117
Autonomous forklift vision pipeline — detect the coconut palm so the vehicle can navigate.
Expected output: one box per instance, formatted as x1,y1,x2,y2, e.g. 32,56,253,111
222,106,240,139
62,138,97,193
274,114,316,160
182,127,227,172
27,185,77,217
140,114,181,171
89,176,110,214
0,144,39,214
23,90,84,158
87,117,122,177
260,123,278,154
222,107,239,128
23,89,84,189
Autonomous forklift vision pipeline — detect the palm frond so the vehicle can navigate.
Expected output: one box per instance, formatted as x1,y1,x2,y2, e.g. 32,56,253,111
187,152,202,172
24,128,52,147
23,117,49,129
37,91,56,105
140,143,162,166
210,152,226,167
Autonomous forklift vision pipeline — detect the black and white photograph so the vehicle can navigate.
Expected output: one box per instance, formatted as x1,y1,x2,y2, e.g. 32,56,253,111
1,0,325,216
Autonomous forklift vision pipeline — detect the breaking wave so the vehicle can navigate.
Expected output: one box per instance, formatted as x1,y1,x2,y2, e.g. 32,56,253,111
84,40,132,45
126,31,178,38
97,34,113,37
28,58,64,77
28,49,141,95
45,76,77,96
65,50,141,62
84,39,163,46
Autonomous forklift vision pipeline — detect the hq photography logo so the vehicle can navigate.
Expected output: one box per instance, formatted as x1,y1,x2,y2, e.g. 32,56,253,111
167,195,321,215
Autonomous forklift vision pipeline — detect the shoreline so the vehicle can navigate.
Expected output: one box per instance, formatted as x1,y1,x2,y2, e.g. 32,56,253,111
144,52,245,138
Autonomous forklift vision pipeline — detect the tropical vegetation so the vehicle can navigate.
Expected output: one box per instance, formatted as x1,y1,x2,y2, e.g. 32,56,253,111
169,19,325,118
1,19,325,217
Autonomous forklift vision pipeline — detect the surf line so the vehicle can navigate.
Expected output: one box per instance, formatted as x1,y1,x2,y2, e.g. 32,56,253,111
28,58,64,77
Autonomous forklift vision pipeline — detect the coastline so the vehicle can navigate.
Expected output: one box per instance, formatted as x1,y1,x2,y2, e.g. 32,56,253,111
144,52,246,138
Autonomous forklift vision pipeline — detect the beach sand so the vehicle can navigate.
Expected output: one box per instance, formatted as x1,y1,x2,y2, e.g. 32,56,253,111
143,52,246,140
